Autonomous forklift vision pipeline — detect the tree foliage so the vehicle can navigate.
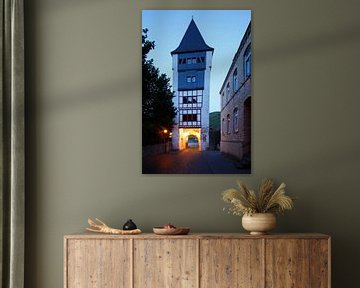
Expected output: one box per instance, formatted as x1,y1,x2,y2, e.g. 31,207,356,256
142,28,176,146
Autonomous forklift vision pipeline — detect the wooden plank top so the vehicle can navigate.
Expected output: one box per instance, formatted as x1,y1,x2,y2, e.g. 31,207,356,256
64,232,330,240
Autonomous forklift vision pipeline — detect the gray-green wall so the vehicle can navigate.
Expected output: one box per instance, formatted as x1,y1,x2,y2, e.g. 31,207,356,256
25,0,360,287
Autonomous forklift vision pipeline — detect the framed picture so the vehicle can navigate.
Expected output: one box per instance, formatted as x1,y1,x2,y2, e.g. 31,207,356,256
142,10,251,174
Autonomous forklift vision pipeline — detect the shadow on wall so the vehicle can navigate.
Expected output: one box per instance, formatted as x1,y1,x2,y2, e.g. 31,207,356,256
42,76,137,113
257,23,360,63
36,0,105,10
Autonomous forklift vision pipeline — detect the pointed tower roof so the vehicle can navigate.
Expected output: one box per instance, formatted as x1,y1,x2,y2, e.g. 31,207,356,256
171,19,214,55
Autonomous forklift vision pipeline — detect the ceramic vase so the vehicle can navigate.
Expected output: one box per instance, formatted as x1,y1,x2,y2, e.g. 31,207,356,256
242,213,276,235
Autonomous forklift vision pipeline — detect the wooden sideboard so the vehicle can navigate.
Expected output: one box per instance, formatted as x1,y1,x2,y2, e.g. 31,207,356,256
64,233,330,288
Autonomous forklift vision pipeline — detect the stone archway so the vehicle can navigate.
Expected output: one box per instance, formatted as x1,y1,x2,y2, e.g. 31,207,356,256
179,128,201,150
187,134,200,149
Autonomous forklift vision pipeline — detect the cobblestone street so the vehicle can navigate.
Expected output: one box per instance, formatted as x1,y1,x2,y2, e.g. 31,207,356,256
143,149,250,174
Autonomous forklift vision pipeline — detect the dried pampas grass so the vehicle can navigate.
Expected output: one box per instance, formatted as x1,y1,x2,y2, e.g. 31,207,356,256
222,179,295,216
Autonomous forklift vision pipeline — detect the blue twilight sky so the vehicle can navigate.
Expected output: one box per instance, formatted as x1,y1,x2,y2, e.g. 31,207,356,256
142,10,251,112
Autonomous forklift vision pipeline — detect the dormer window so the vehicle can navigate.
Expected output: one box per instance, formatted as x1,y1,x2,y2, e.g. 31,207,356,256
192,76,196,82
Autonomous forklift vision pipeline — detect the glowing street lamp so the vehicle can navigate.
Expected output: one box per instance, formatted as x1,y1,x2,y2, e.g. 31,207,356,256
161,129,169,153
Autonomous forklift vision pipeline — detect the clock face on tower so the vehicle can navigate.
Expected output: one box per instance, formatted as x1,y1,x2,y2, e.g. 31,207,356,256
142,10,252,174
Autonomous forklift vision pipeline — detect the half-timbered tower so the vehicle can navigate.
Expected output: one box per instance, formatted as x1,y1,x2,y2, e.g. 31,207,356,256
171,19,214,151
